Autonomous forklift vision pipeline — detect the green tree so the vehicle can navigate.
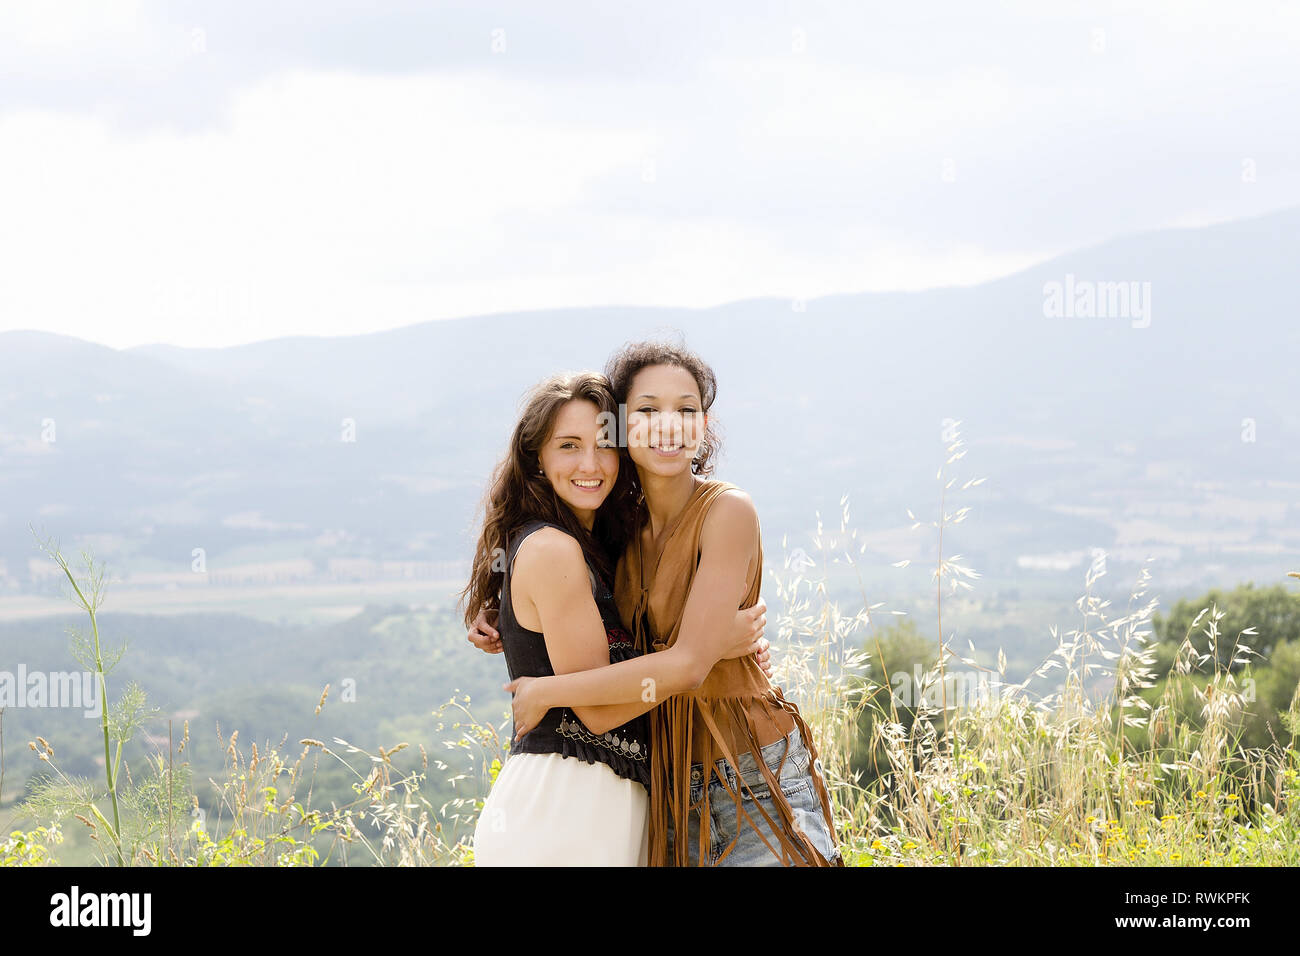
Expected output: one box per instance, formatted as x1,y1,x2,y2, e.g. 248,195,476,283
1154,583,1300,672
1143,579,1300,754
849,618,939,784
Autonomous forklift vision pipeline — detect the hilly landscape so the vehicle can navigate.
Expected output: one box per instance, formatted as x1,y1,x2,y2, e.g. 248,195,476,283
2,206,1296,616
1,208,1297,862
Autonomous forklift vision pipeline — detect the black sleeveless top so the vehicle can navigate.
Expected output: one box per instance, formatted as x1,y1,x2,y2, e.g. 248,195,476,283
499,519,651,787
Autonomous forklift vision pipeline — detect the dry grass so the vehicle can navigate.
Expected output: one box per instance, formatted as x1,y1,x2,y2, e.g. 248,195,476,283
764,424,1300,866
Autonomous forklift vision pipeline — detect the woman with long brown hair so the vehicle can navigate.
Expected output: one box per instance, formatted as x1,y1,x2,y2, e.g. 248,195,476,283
472,340,842,866
460,369,770,866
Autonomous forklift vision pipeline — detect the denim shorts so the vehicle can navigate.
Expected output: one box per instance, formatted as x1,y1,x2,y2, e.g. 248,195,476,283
664,726,841,866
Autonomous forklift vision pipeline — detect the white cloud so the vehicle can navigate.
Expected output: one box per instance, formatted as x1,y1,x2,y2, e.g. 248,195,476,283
0,69,660,347
1,1,1298,349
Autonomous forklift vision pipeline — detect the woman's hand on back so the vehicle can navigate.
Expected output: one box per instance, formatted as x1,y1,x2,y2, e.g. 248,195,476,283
467,607,502,654
753,637,773,679
504,675,548,741
722,596,774,678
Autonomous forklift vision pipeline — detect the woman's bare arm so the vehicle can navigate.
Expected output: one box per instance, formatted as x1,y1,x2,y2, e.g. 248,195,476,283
470,600,769,665
506,491,759,725
513,529,659,735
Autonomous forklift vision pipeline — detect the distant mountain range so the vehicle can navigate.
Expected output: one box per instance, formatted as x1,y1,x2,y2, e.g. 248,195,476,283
2,207,1297,607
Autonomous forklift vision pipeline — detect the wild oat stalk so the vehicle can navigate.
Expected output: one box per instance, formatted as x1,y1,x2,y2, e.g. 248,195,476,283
30,529,128,865
763,427,1298,867
768,494,877,840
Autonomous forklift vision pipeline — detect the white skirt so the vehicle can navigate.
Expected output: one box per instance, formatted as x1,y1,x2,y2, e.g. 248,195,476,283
473,751,649,866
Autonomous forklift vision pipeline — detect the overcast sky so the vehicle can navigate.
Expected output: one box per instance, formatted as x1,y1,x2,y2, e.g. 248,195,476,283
1,0,1297,350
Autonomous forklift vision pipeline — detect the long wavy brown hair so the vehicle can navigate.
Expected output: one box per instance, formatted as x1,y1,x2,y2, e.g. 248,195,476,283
459,370,641,628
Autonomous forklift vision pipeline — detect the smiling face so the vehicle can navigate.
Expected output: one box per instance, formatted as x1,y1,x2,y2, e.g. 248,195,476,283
625,363,707,479
537,398,620,528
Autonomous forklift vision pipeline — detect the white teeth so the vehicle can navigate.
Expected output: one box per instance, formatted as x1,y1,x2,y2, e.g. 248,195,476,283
572,479,602,487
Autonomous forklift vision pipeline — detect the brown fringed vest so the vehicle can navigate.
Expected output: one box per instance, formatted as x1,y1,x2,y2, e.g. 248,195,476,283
615,478,841,867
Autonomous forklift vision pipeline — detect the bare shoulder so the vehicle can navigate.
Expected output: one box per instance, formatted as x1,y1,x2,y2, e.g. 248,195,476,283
513,526,586,580
700,485,759,544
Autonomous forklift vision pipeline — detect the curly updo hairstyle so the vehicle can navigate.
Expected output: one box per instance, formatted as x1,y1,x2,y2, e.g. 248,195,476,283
603,337,723,477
